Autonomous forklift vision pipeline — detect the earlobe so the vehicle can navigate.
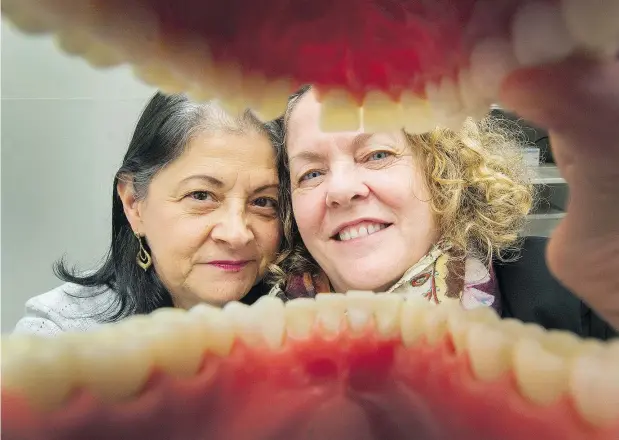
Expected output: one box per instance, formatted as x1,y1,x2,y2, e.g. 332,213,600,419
116,178,142,232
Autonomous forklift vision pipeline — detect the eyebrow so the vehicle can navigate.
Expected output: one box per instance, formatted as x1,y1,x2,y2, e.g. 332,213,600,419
252,183,279,193
289,133,375,164
179,174,224,187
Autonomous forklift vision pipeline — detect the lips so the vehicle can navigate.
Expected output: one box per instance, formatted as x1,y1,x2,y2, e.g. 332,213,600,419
207,261,251,271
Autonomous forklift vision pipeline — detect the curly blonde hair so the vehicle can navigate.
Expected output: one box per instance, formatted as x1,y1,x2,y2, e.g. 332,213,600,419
408,117,534,265
266,86,535,289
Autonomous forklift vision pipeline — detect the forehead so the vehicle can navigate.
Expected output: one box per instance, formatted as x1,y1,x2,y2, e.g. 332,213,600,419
287,89,360,152
286,89,408,155
163,130,277,182
287,88,322,134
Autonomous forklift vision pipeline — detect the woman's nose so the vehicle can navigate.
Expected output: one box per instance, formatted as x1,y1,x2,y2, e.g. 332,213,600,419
325,167,370,208
210,210,254,248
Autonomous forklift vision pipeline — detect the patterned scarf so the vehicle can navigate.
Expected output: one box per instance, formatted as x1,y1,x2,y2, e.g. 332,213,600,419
270,246,501,313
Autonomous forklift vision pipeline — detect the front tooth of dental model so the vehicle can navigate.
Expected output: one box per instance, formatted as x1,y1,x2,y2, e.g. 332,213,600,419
513,338,569,406
138,309,211,378
1,336,75,410
562,0,619,54
188,86,217,104
223,301,263,347
236,73,268,109
470,37,520,101
217,66,249,116
447,307,501,354
344,290,376,334
426,78,468,131
14,0,93,31
188,302,220,316
168,39,214,87
55,29,92,56
149,307,188,321
569,351,619,426
466,322,514,381
73,326,154,402
610,340,619,359
133,63,188,94
82,42,125,68
446,312,470,354
457,68,492,120
401,91,438,135
400,297,432,346
88,2,161,64
539,330,583,360
372,293,403,338
319,89,362,132
315,293,347,336
285,298,318,340
252,296,286,350
189,304,235,357
362,91,405,132
2,2,56,34
256,79,292,120
512,1,576,67
423,303,453,345
501,318,546,340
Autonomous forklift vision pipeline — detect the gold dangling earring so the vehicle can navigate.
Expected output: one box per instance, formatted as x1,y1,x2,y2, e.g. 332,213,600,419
135,232,152,271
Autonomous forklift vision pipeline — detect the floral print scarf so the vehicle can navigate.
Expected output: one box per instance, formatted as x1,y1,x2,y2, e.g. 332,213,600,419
268,246,501,313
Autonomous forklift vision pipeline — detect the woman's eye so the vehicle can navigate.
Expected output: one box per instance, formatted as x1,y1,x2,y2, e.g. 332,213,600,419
253,197,278,209
300,170,323,182
187,191,212,201
368,151,392,161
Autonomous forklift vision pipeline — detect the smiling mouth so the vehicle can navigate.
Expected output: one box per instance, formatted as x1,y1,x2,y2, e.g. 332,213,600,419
332,222,393,242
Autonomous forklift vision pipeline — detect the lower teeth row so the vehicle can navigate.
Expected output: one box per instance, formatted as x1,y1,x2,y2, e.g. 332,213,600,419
2,293,618,428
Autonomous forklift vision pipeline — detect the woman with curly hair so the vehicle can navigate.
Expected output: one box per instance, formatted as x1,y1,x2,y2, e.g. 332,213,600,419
267,85,534,312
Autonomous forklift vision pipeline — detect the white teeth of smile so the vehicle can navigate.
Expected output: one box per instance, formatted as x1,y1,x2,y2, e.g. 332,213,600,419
338,222,386,241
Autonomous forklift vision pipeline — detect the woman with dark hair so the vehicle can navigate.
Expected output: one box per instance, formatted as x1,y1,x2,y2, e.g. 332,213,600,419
13,92,282,336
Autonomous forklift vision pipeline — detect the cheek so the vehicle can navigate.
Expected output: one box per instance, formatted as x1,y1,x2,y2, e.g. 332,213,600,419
372,166,436,227
141,205,210,259
292,189,323,237
372,166,422,205
253,218,282,257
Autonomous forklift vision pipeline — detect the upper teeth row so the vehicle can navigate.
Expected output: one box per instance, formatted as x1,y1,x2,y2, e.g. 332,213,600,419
417,0,619,132
339,222,385,241
3,0,618,134
2,291,618,430
322,0,619,134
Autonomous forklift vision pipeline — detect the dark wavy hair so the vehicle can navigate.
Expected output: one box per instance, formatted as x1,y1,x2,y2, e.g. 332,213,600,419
55,92,280,322
267,85,323,287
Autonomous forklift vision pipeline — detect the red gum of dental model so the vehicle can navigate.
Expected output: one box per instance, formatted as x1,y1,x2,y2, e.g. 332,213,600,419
97,0,519,102
3,328,618,440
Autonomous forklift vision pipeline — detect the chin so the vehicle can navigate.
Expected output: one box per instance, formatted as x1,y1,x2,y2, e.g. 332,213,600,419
335,267,404,293
194,284,251,306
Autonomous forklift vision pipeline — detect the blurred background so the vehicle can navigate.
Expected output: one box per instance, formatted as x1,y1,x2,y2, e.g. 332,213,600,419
1,19,157,331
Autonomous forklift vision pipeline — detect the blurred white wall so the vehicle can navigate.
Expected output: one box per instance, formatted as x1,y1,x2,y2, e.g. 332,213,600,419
1,19,158,331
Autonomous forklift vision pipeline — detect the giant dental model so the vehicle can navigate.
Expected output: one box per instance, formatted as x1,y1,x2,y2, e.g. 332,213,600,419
1,1,619,439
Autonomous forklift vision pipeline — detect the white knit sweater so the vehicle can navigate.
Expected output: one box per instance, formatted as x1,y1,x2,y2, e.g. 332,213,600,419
12,283,121,337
